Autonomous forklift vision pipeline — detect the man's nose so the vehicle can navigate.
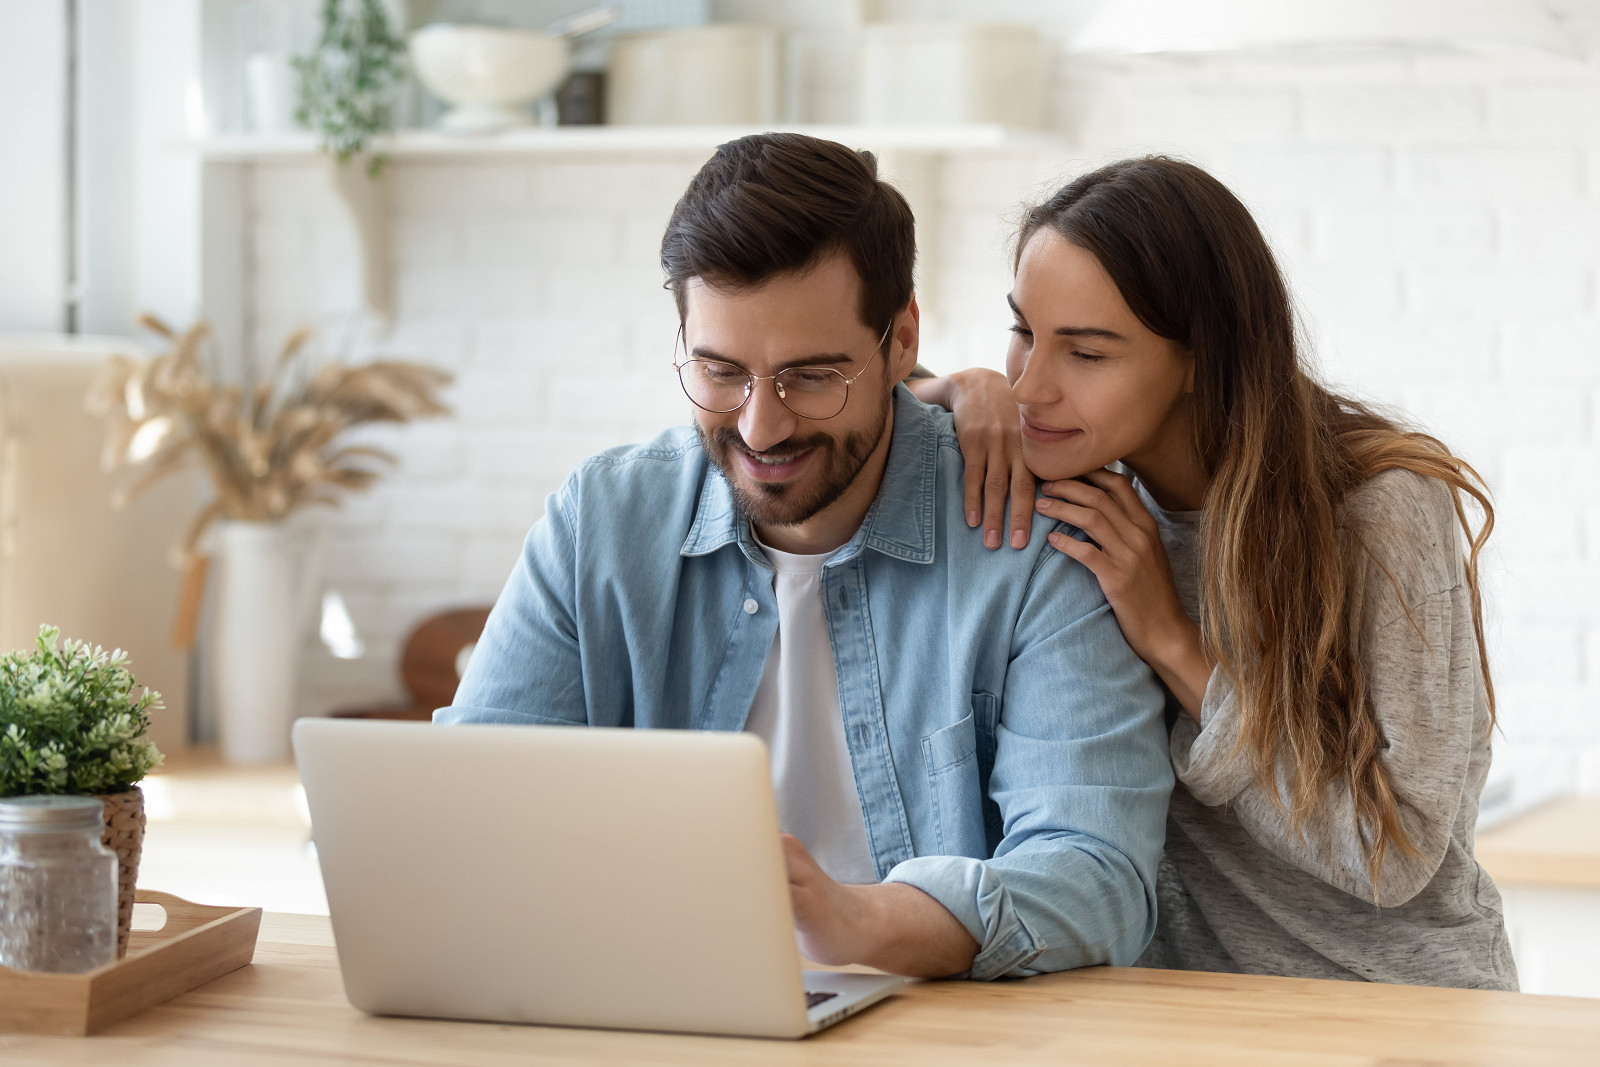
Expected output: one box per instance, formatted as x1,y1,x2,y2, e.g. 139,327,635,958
738,378,799,453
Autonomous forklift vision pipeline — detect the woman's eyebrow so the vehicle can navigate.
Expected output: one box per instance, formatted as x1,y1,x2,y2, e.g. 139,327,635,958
1006,293,1127,341
1055,325,1127,342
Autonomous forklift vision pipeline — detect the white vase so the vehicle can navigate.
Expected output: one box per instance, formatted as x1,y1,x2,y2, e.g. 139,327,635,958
214,521,325,764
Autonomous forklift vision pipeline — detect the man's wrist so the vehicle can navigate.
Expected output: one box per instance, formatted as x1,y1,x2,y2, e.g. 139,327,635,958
841,882,891,962
849,882,979,977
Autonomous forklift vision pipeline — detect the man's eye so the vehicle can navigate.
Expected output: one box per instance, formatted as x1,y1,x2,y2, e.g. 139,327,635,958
785,369,841,388
700,363,746,382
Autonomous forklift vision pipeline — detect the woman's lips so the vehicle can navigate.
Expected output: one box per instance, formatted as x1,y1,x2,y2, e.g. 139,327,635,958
737,447,816,483
1020,417,1084,444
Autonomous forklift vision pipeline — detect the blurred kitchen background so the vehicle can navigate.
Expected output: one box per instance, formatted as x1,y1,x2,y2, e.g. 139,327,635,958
2,0,1600,991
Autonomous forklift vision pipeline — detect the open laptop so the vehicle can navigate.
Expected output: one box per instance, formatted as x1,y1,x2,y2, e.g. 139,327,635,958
292,718,905,1039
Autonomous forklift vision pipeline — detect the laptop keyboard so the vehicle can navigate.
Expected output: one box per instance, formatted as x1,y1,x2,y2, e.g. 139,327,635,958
806,991,839,1009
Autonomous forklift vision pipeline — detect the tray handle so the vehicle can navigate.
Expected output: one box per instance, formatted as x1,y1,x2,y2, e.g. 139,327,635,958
133,890,252,939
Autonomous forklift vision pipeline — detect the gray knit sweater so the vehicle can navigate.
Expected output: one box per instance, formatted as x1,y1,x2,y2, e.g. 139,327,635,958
1132,469,1518,990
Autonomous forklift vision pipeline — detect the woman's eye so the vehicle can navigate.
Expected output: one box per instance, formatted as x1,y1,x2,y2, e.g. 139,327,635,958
1008,324,1032,338
1073,351,1105,363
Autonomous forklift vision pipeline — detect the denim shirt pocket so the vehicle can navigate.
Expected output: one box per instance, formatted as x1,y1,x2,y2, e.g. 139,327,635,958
921,704,986,858
971,692,1003,854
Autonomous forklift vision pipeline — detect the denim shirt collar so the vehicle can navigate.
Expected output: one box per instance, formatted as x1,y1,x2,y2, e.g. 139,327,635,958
680,383,937,567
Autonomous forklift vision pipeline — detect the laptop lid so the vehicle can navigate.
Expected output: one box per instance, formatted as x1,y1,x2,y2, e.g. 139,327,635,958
293,718,814,1038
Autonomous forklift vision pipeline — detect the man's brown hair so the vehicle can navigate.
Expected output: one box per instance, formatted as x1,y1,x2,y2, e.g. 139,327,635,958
660,132,916,342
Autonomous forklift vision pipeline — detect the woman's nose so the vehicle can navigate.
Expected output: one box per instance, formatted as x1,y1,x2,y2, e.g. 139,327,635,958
1008,345,1053,406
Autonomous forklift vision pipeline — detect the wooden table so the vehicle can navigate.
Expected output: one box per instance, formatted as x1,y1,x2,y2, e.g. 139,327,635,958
4,912,1600,1066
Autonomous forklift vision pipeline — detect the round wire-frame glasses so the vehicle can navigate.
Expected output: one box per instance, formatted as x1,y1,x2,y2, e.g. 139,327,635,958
672,322,893,421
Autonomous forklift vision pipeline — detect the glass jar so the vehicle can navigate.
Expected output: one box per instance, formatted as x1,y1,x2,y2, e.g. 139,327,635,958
0,795,118,973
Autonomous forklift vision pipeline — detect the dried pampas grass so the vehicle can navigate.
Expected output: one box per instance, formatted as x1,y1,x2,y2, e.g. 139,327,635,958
89,314,452,563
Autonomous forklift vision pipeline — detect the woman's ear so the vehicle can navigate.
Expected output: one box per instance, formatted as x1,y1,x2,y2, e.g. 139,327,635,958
1184,351,1196,393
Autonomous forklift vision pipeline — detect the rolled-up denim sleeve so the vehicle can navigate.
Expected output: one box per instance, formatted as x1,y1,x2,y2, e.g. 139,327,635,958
434,485,589,727
885,532,1172,978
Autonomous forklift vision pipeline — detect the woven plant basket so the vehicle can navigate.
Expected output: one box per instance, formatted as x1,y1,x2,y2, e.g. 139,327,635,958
95,788,146,958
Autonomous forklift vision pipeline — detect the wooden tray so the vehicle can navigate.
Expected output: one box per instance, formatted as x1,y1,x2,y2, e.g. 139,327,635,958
0,889,261,1035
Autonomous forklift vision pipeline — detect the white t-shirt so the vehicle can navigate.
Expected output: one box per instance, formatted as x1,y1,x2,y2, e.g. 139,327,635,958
743,535,878,885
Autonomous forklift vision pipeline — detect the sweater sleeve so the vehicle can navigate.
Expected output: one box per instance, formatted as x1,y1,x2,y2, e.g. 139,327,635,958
1168,473,1485,907
1171,588,1479,905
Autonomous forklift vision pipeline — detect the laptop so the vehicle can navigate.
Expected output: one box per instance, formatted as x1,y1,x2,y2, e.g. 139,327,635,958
292,718,906,1038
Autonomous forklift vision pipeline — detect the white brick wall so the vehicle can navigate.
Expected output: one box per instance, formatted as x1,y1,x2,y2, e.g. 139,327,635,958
246,19,1600,804
249,151,705,715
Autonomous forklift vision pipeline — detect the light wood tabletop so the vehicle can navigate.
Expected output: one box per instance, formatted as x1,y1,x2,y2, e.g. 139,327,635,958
4,911,1599,1065
1476,796,1600,890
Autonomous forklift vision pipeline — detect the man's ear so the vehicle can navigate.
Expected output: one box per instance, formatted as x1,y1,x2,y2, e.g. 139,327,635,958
888,295,921,384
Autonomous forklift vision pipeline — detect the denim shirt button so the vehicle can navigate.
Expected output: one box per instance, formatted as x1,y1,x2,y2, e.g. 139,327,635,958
743,598,759,615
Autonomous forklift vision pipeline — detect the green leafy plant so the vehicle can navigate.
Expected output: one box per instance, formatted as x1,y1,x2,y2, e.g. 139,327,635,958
293,0,407,174
0,626,164,798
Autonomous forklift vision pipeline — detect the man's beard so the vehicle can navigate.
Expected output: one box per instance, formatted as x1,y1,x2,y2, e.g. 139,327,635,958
698,393,892,529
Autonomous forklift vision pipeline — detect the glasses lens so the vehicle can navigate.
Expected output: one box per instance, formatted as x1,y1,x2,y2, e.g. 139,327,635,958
679,359,750,413
774,367,849,420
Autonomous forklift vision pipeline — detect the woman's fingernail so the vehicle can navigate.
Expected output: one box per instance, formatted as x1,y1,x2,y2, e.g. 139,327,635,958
985,529,1001,549
1035,497,1048,511
1011,530,1026,548
967,510,979,527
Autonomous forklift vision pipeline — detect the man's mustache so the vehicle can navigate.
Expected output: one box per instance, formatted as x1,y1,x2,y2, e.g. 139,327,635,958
705,426,833,461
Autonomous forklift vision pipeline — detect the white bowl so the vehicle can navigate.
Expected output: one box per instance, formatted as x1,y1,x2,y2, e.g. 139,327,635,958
409,24,570,133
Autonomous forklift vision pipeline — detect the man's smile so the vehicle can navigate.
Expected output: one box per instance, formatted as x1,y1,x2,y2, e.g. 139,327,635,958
735,445,818,484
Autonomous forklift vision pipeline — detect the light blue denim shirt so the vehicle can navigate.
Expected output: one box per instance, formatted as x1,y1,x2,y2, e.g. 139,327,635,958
438,385,1173,979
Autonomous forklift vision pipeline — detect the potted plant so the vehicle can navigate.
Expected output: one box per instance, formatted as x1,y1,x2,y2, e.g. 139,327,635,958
0,625,164,958
88,315,452,764
294,0,408,327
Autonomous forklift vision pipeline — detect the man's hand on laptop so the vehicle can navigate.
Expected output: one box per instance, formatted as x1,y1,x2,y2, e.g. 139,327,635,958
782,834,979,978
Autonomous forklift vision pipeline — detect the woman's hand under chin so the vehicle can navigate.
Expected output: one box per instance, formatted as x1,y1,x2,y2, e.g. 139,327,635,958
907,367,1035,550
1035,468,1214,722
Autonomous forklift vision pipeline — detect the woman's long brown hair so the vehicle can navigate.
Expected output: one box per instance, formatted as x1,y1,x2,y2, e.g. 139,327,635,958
1018,157,1495,897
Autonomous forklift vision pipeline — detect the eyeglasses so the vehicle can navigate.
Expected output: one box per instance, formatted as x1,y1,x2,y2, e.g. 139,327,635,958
672,323,893,422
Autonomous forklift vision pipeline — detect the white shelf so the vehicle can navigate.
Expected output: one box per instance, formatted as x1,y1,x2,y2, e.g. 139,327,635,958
192,122,1064,354
192,124,1066,162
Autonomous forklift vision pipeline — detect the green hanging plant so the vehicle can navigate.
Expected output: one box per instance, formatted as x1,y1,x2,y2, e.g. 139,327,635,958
0,626,163,798
293,0,407,175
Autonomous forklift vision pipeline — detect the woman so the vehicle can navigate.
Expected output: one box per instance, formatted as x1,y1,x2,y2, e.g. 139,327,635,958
924,156,1514,989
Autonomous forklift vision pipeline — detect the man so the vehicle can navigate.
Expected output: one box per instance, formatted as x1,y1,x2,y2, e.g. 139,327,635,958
437,132,1171,980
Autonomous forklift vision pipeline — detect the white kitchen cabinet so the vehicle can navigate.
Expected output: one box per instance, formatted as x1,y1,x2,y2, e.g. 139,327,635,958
1477,797,1600,997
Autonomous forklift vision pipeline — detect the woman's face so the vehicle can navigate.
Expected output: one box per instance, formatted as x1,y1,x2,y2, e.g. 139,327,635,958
1006,228,1193,483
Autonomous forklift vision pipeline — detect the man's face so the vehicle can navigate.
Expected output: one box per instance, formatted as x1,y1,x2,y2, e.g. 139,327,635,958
682,252,898,529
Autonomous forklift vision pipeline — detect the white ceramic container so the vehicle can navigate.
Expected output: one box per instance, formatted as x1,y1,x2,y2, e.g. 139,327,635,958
409,24,571,133
246,53,298,133
859,22,1046,128
214,520,325,764
608,25,781,125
